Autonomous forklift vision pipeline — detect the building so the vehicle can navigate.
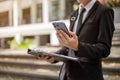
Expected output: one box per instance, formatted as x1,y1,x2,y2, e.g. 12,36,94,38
0,0,75,48
0,0,119,49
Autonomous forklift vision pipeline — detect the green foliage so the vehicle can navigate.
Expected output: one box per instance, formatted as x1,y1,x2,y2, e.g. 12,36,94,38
106,0,120,7
8,37,33,50
73,4,79,11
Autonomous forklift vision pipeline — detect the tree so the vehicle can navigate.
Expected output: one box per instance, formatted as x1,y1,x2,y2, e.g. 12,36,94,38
106,0,120,7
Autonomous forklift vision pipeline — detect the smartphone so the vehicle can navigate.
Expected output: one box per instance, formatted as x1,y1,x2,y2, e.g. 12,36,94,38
52,22,72,37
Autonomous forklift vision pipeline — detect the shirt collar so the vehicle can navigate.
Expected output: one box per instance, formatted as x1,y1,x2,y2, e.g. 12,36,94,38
78,0,96,14
85,0,96,12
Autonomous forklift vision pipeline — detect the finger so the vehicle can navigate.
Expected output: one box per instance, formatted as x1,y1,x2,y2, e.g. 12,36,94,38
56,31,62,38
39,55,42,58
38,55,45,60
47,57,55,63
69,31,77,39
40,55,46,59
58,30,73,46
57,30,68,39
59,30,69,40
37,56,41,59
56,32,65,43
44,56,52,60
57,30,70,46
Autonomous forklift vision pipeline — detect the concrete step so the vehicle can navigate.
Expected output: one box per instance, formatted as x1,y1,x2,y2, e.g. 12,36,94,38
0,62,120,80
0,68,58,80
0,59,61,71
0,46,120,80
103,63,120,75
103,57,120,63
0,58,120,75
104,75,120,80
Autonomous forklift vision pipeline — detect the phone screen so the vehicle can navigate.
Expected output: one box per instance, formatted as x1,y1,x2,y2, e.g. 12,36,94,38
52,22,72,37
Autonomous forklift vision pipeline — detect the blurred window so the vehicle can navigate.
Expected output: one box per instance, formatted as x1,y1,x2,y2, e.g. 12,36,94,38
22,8,31,24
49,0,74,21
37,3,43,23
0,11,9,27
49,0,59,21
65,0,74,19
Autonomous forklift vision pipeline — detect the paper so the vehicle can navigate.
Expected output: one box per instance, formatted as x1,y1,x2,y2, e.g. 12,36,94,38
27,48,79,63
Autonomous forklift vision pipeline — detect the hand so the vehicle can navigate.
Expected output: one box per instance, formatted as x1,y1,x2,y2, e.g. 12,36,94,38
38,55,55,63
56,30,78,51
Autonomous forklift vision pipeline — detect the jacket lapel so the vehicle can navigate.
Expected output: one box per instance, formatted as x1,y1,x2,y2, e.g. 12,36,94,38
77,1,100,35
70,9,78,31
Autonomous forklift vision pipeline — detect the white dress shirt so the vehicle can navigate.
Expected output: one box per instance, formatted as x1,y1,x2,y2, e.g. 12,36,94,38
73,0,96,33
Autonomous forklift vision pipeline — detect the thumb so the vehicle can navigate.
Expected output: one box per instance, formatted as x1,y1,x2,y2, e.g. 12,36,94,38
69,31,77,39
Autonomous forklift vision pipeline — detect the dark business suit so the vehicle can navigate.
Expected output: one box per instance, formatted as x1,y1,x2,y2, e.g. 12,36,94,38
56,1,115,80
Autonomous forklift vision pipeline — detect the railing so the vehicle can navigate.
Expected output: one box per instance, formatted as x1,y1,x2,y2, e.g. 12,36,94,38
0,20,69,38
0,21,119,46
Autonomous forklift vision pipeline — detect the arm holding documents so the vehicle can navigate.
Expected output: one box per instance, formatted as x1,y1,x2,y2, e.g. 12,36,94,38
27,48,79,63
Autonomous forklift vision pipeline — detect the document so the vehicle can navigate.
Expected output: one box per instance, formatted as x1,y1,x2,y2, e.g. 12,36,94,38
27,48,79,63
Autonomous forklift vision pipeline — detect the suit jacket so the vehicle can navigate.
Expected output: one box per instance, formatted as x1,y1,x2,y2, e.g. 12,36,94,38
56,1,115,80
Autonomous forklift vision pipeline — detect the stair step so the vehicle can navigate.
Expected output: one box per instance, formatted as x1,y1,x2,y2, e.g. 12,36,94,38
0,60,61,71
0,59,120,75
104,75,120,80
103,63,120,75
103,57,120,63
0,46,120,80
0,68,58,80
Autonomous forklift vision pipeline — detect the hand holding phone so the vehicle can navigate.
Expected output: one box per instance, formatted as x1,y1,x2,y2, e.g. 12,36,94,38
52,22,72,37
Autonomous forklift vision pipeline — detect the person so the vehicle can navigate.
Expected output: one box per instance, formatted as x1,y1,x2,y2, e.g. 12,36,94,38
98,0,108,4
42,0,115,80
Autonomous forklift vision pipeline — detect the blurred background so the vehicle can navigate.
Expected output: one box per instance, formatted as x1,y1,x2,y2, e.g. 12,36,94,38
0,0,120,80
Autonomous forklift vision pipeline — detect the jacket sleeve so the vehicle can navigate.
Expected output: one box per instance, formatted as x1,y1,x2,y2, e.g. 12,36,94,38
51,46,69,63
55,46,69,56
76,9,115,59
